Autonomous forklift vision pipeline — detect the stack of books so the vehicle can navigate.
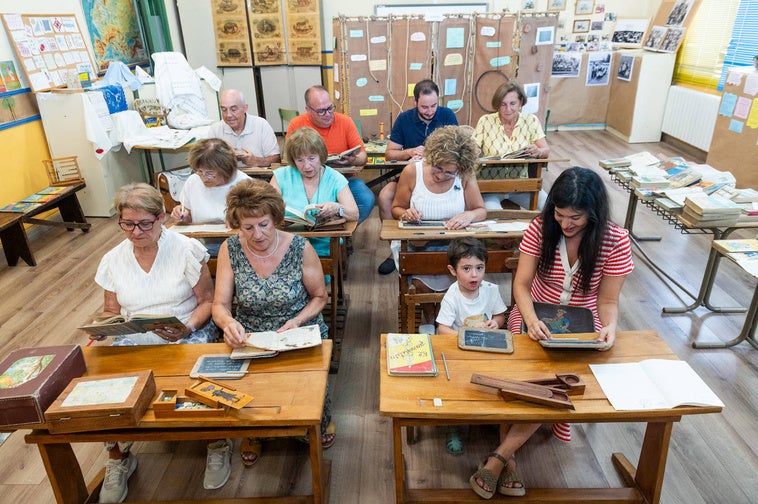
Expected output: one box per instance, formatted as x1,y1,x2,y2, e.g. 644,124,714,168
599,157,631,170
682,194,742,226
668,168,703,189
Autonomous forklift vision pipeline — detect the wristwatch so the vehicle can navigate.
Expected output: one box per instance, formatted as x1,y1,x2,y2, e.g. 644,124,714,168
337,205,344,218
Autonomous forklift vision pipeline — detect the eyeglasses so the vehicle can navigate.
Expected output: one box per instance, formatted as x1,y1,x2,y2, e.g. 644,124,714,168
308,104,335,116
118,216,159,231
431,165,458,179
193,169,218,180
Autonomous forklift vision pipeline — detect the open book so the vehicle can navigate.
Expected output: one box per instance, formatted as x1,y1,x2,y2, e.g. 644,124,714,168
284,205,345,231
326,145,361,163
241,324,322,352
590,359,724,410
78,314,186,337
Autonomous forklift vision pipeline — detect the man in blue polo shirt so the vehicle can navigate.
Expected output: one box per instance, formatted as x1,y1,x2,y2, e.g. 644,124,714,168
377,79,458,274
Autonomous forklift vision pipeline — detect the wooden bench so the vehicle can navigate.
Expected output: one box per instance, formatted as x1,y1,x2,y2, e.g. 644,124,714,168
0,182,90,267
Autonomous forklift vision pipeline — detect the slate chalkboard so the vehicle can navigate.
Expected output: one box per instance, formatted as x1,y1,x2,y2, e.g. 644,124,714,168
457,328,514,353
189,354,250,379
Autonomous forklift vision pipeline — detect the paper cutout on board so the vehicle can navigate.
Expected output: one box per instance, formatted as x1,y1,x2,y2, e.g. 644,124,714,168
719,93,738,117
444,53,463,66
447,99,463,110
490,56,511,67
745,74,758,96
370,36,386,44
444,78,457,96
410,32,426,42
334,63,339,82
409,62,422,70
729,119,744,133
486,41,502,48
747,99,758,129
360,109,378,116
350,54,367,62
726,71,744,86
446,27,464,48
335,90,340,99
480,26,495,37
734,96,751,119
369,59,387,71
407,83,414,96
523,83,540,114
356,77,368,87
368,95,385,102
350,29,364,38
536,26,555,45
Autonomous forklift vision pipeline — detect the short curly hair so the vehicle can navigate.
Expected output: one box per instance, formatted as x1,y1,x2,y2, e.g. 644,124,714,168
225,178,285,229
284,126,328,165
424,125,480,177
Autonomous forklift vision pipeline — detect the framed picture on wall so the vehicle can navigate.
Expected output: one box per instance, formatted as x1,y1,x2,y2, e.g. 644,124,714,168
573,20,590,33
548,0,567,11
575,0,595,16
522,0,536,10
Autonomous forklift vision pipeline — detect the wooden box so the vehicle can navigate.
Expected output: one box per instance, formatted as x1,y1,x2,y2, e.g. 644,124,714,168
44,370,156,434
0,345,86,428
41,156,84,186
152,389,226,419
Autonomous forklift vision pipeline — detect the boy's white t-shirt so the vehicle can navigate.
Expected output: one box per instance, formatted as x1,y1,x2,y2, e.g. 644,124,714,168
436,280,507,331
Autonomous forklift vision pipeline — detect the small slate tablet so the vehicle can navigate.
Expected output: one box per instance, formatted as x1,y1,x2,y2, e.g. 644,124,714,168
457,328,514,354
539,338,609,350
398,220,448,229
189,354,250,379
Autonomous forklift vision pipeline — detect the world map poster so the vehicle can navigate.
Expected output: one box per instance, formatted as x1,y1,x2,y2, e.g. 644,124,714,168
82,0,148,72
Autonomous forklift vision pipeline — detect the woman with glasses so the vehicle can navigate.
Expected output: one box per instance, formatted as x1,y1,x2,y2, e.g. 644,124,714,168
271,126,359,257
473,80,550,210
390,125,487,323
169,138,250,224
92,183,216,502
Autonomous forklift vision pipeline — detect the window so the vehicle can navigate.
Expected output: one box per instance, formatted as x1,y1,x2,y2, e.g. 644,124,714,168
718,0,758,89
673,0,740,90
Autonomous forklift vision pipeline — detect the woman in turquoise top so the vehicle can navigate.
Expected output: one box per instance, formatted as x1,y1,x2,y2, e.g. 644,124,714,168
271,126,359,256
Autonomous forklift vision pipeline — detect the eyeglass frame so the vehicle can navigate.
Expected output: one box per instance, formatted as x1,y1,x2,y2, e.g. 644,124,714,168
192,168,218,180
431,164,459,180
118,215,160,232
307,104,336,116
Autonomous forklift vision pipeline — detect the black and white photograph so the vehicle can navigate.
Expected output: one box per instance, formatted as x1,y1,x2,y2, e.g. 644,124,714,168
552,51,582,77
523,82,540,114
573,19,590,33
611,18,649,47
617,54,634,81
575,0,595,16
536,26,555,45
591,21,604,31
659,26,686,53
586,51,611,86
666,0,694,27
643,25,667,51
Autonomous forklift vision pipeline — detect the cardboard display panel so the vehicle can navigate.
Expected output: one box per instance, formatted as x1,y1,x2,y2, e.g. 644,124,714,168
643,0,701,54
606,53,641,137
388,18,433,125
548,52,611,125
470,15,517,127
515,14,558,127
437,17,473,124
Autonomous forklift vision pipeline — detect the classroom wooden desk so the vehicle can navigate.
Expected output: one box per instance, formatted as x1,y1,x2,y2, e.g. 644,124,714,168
132,141,194,185
477,158,570,210
0,182,90,267
379,331,722,504
379,217,531,332
241,164,363,180
172,222,357,341
693,240,758,349
25,341,332,504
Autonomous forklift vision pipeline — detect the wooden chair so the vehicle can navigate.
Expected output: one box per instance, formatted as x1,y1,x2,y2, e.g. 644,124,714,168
477,160,546,210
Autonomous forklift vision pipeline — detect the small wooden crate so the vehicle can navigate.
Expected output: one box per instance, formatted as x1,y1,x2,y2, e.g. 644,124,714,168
42,156,84,186
152,389,226,419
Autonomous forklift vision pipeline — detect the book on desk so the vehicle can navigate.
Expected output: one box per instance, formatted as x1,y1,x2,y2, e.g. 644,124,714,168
78,314,186,337
386,333,437,376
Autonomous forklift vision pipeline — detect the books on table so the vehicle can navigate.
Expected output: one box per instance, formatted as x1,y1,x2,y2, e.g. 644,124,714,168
590,359,723,411
668,168,702,188
386,333,437,376
0,201,42,213
284,205,345,231
599,157,631,170
78,314,186,337
326,145,361,163
242,324,322,352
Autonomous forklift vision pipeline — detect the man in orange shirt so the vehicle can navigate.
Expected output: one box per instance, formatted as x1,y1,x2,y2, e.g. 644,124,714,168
287,86,374,223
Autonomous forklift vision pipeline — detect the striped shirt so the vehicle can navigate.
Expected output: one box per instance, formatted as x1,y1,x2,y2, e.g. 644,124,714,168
507,217,634,332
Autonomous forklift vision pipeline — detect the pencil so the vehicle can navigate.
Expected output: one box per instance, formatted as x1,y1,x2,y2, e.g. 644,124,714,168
442,352,450,381
179,193,186,221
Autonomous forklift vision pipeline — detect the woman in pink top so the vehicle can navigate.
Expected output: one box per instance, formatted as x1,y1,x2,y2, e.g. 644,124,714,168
470,167,633,499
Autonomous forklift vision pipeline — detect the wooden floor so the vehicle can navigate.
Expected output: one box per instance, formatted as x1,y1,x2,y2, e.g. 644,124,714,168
1,129,757,503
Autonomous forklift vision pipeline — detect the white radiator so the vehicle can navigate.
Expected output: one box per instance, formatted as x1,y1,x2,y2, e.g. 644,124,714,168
662,85,720,152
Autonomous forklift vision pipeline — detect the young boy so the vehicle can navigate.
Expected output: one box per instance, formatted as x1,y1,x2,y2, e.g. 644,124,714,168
436,237,507,334
435,237,507,456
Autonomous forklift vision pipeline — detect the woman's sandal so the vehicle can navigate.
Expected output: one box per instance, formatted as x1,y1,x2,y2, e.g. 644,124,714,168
446,427,464,456
497,457,526,497
321,421,336,449
240,437,261,467
468,452,508,499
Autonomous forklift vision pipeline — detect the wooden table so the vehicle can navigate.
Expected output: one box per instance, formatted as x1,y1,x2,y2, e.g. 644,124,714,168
172,222,357,341
25,341,332,504
379,216,532,332
379,331,722,503
0,182,90,266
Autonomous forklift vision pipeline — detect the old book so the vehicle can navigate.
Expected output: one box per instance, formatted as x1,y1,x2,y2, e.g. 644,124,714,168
732,188,758,203
712,239,758,254
386,333,437,376
242,324,322,352
0,345,86,427
682,206,740,222
284,205,346,231
531,302,595,334
78,314,186,337
668,168,702,188
0,201,42,213
684,195,742,215
654,197,683,214
326,145,361,163
590,359,724,411
631,175,670,189
599,157,631,169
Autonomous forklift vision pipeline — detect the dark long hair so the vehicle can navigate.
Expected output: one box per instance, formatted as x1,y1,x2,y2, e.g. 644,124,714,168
539,167,609,293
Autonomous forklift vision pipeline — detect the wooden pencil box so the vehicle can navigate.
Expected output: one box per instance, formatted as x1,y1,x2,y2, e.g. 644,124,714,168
0,345,86,428
152,389,226,419
44,370,156,434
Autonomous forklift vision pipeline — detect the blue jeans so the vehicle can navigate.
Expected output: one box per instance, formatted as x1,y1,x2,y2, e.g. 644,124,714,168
347,176,375,224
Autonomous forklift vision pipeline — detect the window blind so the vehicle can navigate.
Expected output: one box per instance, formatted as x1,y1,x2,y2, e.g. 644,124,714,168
717,0,758,90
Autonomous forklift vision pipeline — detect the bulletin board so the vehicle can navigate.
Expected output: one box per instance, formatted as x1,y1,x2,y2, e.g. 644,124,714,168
706,69,758,189
437,16,473,122
548,51,611,125
470,15,517,127
1,13,97,93
511,14,557,128
605,52,641,137
389,18,433,120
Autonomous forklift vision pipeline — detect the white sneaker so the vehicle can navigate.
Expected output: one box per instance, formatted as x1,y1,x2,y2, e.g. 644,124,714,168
204,439,232,490
99,452,137,503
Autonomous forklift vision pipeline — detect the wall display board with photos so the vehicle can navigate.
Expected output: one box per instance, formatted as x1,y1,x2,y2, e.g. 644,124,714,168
642,0,700,54
706,68,758,189
1,13,97,93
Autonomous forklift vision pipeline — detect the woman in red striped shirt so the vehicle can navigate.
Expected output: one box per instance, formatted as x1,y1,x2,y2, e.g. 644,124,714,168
470,166,633,499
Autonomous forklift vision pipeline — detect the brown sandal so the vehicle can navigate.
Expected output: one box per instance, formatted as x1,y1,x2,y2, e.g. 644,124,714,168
497,457,526,496
240,437,261,466
469,452,508,499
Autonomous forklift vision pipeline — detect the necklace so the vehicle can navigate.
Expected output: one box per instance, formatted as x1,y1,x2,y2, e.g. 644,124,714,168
244,230,280,259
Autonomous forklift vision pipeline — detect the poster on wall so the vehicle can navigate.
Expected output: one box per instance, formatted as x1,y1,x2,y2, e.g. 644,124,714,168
249,0,286,65
285,0,322,65
212,0,253,66
81,0,148,72
586,51,611,86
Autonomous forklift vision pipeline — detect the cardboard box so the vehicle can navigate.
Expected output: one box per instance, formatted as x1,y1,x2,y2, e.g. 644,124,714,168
0,345,86,428
44,370,156,434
